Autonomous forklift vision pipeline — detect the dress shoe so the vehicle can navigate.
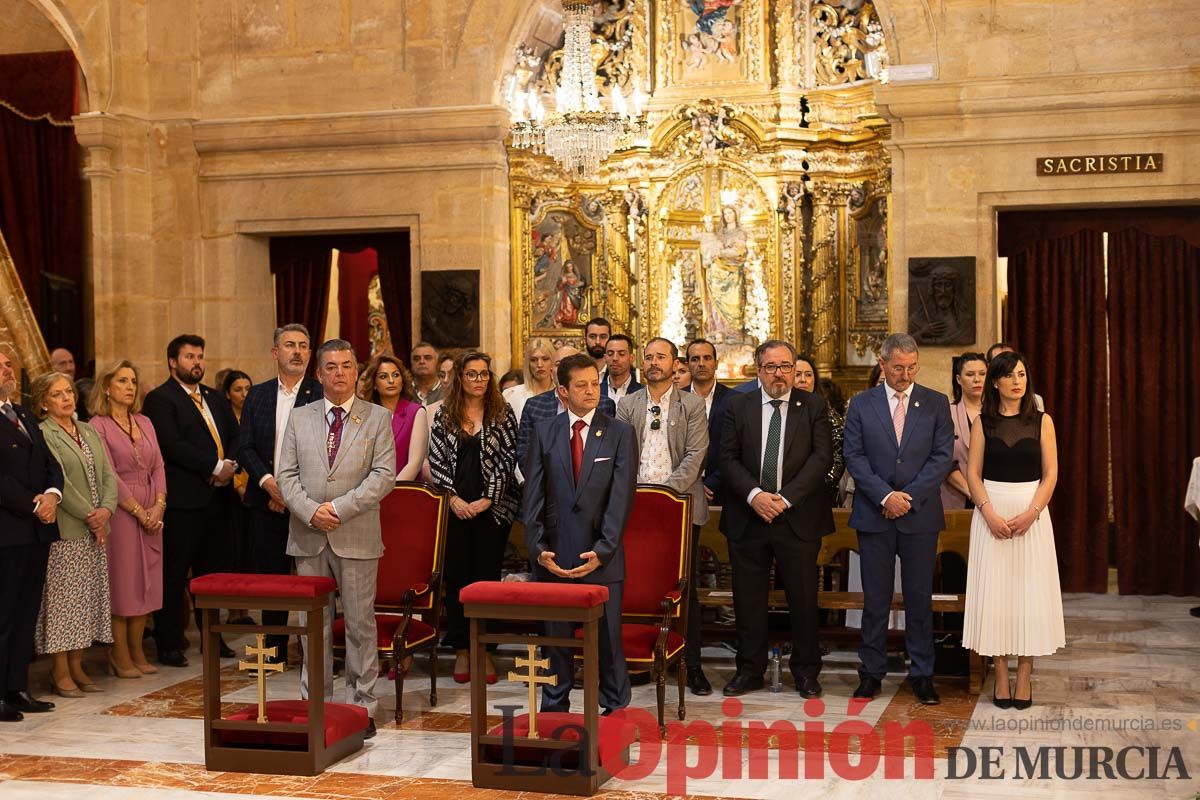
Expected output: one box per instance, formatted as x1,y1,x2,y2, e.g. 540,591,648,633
485,673,498,686
7,691,55,712
993,680,1013,710
909,676,940,705
219,641,236,659
364,718,377,739
795,676,823,698
158,649,189,668
452,671,470,684
0,702,23,722
686,666,713,696
77,681,105,693
132,660,159,675
852,676,882,699
722,671,764,697
51,681,83,699
227,616,255,625
1013,693,1033,711
109,658,143,679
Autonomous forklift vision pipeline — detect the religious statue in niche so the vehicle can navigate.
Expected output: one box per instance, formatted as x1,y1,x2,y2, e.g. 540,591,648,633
850,184,888,310
680,0,742,71
531,211,596,330
908,257,976,346
699,206,750,344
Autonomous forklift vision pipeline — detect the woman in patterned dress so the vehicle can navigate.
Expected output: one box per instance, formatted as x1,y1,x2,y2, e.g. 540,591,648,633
32,373,118,696
89,361,167,676
428,352,520,684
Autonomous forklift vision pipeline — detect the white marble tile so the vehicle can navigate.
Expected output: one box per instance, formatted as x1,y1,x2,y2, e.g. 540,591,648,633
0,781,311,800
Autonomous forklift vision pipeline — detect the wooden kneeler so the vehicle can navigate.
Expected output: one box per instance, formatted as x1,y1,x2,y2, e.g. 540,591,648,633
461,581,638,797
190,573,369,776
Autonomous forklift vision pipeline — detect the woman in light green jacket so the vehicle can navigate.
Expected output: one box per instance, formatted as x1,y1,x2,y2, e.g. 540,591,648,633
33,372,118,697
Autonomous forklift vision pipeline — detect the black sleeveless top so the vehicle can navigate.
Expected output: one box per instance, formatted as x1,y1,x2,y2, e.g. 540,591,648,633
981,412,1043,482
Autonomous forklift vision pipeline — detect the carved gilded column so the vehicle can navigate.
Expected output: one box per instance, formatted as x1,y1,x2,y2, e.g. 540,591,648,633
808,181,843,373
0,228,50,377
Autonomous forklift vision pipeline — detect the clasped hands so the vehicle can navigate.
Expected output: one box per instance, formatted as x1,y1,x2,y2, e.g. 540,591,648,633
210,459,238,487
539,550,602,579
310,501,340,533
751,491,789,523
882,491,913,520
983,506,1039,540
450,495,492,520
86,507,112,545
262,476,287,514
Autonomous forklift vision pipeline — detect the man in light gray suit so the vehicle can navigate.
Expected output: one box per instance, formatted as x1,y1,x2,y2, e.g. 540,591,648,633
278,339,396,739
615,337,712,695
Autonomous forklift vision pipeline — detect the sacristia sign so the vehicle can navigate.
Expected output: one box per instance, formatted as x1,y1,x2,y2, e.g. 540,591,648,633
1036,153,1163,176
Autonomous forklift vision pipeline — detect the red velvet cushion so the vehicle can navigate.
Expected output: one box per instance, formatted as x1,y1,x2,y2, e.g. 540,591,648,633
218,700,368,748
377,485,446,607
483,712,639,766
332,614,437,650
622,488,690,615
573,622,685,663
190,573,337,599
459,581,609,609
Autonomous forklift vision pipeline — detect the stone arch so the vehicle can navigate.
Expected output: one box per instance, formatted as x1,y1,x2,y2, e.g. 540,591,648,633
871,0,940,75
24,0,109,112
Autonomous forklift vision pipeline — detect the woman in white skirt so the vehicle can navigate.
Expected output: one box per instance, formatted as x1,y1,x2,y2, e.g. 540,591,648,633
963,351,1065,710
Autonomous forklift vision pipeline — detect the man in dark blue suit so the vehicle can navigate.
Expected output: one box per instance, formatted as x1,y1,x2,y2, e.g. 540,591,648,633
843,332,953,704
523,353,638,714
683,339,734,507
0,350,63,721
599,334,642,404
236,324,322,663
516,346,616,480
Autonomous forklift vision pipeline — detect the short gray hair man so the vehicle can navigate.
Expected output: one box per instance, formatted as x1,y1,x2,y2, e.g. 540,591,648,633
315,338,356,367
880,333,918,362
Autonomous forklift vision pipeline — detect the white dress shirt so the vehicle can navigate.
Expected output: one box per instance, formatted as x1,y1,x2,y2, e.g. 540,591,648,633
748,388,792,506
607,372,634,402
692,382,717,419
566,407,597,445
260,377,301,487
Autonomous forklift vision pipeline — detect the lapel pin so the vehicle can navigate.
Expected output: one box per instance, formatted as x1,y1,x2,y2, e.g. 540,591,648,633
914,401,921,408
595,429,603,438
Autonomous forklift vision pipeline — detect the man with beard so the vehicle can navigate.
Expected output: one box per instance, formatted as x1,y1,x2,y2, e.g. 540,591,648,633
583,317,611,375
719,339,834,698
236,324,322,664
0,350,62,720
143,334,238,667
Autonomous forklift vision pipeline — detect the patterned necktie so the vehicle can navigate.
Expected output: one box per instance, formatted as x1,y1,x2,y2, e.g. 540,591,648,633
2,403,28,440
327,407,346,467
571,419,586,484
893,391,907,446
761,399,783,493
189,391,224,459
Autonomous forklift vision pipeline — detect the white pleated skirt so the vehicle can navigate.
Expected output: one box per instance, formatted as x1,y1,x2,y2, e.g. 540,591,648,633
963,480,1066,657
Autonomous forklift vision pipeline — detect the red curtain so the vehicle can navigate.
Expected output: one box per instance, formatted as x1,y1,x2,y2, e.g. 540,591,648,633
373,232,412,359
0,51,83,356
1006,229,1110,593
270,237,333,353
1107,228,1200,596
335,247,378,361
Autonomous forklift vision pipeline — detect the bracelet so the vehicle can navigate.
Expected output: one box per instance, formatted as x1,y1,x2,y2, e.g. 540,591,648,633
978,500,991,510
156,497,167,508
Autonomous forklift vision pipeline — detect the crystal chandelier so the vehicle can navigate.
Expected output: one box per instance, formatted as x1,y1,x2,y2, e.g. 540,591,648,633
509,1,646,178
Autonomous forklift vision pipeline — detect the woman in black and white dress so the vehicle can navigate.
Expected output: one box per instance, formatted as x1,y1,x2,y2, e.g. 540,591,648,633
963,351,1065,710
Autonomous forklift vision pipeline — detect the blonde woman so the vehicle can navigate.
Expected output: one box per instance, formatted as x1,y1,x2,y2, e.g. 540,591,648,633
33,373,118,695
89,361,167,676
502,337,555,424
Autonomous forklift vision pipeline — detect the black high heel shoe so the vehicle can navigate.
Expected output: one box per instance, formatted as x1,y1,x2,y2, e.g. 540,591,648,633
993,688,1013,710
1013,675,1033,710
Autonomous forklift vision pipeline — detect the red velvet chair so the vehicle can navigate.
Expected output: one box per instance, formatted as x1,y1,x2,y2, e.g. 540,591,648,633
332,481,449,723
578,484,692,734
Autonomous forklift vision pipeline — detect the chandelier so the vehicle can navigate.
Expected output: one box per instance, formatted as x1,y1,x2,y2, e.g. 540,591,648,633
509,1,646,177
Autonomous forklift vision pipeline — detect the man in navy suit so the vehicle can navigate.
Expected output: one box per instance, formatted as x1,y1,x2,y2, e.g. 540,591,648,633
599,334,642,403
0,350,62,721
236,323,322,663
843,332,953,704
523,353,638,714
144,334,239,667
683,339,734,507
517,346,616,480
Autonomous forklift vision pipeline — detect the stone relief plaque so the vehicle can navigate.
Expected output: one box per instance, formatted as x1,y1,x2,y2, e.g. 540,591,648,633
907,256,976,346
420,270,480,348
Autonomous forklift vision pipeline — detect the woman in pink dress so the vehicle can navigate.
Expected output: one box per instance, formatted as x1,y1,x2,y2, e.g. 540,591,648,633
359,353,429,481
89,360,167,676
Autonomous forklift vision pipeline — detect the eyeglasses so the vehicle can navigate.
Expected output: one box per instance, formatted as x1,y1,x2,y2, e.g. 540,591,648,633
649,405,662,430
759,363,795,374
886,364,920,376
463,370,491,382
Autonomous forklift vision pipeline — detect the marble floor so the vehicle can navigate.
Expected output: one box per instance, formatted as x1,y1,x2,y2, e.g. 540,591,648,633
1,592,1197,800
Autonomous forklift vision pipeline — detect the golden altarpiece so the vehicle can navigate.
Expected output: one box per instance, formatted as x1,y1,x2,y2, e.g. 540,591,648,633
505,0,892,382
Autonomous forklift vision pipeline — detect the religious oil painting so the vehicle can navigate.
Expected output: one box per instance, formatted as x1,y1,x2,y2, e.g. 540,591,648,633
678,0,744,78
530,210,597,331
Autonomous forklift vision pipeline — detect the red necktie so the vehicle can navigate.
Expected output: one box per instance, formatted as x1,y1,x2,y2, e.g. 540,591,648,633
571,419,586,484
327,407,345,467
